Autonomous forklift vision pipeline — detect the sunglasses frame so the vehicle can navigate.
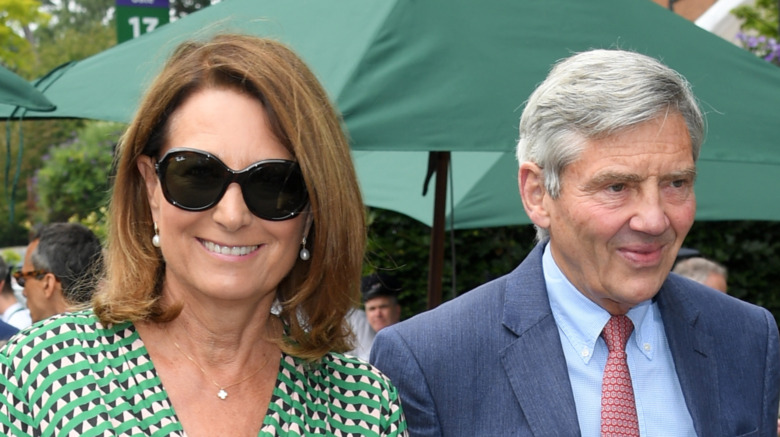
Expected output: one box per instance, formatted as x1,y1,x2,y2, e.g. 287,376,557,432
154,148,309,221
12,269,48,287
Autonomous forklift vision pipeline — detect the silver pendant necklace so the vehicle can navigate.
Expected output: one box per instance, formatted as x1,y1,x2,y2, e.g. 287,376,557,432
172,339,272,400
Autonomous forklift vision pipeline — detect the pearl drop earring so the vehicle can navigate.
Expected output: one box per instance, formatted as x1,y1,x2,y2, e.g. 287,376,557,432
152,223,161,248
299,236,310,261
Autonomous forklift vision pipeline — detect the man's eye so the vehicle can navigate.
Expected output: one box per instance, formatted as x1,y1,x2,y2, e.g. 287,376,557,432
607,183,625,192
671,179,687,188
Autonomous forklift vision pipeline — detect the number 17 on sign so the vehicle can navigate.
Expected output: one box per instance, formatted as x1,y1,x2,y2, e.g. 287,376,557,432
116,0,170,44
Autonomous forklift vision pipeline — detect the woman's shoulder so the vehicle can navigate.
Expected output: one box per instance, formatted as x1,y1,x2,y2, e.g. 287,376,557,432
322,351,385,375
264,352,406,435
1,309,135,365
284,351,400,395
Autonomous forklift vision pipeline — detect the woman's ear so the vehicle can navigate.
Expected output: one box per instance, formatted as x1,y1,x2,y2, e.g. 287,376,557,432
137,155,161,216
518,162,551,230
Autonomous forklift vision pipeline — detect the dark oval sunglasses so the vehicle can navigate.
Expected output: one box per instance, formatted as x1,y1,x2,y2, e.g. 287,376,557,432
154,148,309,221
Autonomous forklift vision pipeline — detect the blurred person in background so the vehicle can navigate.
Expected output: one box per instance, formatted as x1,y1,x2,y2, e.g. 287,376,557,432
672,256,728,293
0,259,19,343
16,222,103,323
347,273,403,361
0,318,17,345
362,273,402,334
0,256,31,330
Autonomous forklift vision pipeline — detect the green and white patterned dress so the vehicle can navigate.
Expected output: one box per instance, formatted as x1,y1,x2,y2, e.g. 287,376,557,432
0,310,408,437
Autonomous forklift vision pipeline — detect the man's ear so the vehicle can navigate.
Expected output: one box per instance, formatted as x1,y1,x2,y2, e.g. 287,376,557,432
137,155,161,217
519,162,551,230
41,273,59,299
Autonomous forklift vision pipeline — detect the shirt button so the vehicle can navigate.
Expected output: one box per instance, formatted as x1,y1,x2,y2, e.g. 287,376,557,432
581,347,590,357
644,343,651,351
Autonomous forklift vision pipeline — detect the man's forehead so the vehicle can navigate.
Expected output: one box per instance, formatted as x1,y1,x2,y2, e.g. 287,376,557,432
366,296,395,307
565,136,695,178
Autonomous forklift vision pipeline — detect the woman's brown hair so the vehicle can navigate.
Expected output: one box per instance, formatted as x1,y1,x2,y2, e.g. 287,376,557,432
93,34,366,361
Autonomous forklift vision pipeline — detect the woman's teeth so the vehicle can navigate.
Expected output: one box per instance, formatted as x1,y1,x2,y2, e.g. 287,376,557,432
202,240,258,256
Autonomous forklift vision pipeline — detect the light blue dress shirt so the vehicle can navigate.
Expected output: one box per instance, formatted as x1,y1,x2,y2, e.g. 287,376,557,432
543,243,696,437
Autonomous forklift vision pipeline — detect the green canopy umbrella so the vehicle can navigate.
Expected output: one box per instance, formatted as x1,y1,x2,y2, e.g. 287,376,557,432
354,150,524,230
8,0,780,214
1,65,55,223
0,65,55,112
7,0,780,305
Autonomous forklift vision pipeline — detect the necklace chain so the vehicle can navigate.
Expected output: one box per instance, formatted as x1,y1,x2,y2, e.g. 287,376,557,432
172,339,273,400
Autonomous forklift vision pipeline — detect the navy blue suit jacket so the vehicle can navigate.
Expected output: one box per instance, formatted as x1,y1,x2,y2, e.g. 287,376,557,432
371,243,780,436
0,319,17,341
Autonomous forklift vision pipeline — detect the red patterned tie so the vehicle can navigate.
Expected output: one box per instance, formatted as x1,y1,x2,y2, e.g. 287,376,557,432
600,315,639,437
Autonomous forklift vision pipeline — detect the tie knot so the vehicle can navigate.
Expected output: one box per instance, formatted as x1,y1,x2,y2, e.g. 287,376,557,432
602,315,634,352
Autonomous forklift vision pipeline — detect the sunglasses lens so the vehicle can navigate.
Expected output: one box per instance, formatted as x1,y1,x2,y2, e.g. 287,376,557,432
243,162,308,220
13,270,44,287
160,152,227,210
158,150,308,220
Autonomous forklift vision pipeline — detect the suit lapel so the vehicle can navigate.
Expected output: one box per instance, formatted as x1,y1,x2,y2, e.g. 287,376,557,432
657,282,721,436
498,245,723,436
500,244,581,437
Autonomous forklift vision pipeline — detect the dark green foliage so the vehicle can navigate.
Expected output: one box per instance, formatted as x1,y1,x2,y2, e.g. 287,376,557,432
365,208,432,319
171,0,213,18
366,207,535,320
2,118,86,236
0,209,30,246
682,221,780,319
33,121,121,224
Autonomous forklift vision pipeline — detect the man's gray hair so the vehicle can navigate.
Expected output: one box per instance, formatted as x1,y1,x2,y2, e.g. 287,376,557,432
673,257,727,283
30,223,103,304
516,49,705,240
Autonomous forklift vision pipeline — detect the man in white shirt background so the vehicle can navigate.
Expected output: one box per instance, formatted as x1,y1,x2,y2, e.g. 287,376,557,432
0,256,31,330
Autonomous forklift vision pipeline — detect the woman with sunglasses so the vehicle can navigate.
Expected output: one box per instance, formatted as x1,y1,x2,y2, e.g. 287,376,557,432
0,34,407,436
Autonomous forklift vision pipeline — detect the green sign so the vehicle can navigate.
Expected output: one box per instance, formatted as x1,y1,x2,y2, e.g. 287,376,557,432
116,4,170,44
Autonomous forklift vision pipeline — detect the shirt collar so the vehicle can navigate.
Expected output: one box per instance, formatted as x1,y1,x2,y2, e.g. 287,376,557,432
543,242,657,364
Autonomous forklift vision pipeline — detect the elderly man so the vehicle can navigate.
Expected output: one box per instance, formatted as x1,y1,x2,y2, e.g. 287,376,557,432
15,222,102,323
371,49,779,436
